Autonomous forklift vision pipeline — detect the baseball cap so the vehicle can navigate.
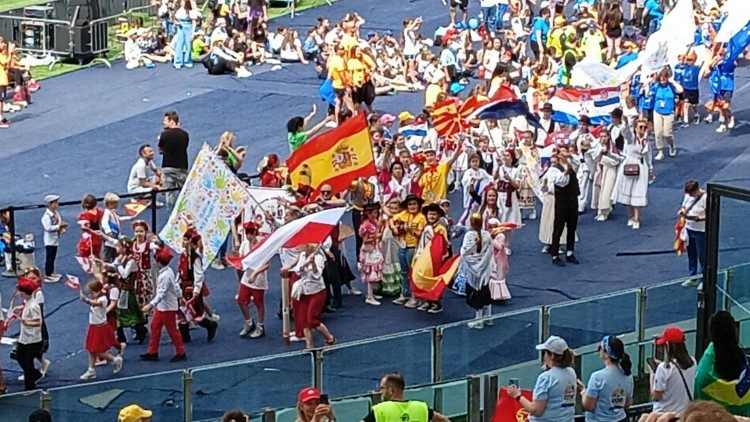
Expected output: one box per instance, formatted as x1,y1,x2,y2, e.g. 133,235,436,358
298,386,321,403
398,111,415,122
44,194,60,204
655,327,686,345
536,335,569,355
118,404,153,422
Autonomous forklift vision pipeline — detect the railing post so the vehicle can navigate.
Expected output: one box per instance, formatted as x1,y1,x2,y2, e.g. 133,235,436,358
483,374,498,422
183,369,193,422
261,408,276,422
432,326,443,383
541,306,550,342
724,269,734,313
637,287,648,376
150,189,158,231
41,390,52,411
313,349,323,390
467,376,481,422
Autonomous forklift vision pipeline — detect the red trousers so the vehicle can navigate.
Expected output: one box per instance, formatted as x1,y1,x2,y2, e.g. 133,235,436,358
289,275,304,338
148,310,185,356
298,290,327,329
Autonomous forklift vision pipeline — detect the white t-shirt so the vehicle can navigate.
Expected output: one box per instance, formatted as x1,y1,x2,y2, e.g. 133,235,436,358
652,359,697,414
33,289,44,305
681,193,706,232
89,295,109,325
239,239,269,290
19,298,42,344
403,29,419,57
127,158,157,192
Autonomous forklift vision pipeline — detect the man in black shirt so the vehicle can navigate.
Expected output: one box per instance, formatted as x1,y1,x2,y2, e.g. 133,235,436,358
549,152,581,266
158,110,189,207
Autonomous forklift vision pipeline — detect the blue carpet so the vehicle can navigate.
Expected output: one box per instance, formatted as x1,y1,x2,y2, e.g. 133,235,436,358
1,0,750,419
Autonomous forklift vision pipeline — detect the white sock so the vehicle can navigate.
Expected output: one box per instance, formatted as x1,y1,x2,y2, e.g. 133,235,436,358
257,322,264,328
483,305,492,317
566,250,574,257
475,310,483,319
245,319,253,325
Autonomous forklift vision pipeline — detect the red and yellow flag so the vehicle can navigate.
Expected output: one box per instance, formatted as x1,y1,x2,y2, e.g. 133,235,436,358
286,112,376,194
432,99,462,138
410,233,461,302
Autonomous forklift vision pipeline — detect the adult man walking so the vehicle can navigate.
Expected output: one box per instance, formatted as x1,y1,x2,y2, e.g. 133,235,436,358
548,152,580,266
361,373,450,421
158,111,190,207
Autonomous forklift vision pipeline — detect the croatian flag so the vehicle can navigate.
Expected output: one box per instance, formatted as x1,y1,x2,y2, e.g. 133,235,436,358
548,86,620,126
398,123,429,152
467,86,535,121
241,207,347,271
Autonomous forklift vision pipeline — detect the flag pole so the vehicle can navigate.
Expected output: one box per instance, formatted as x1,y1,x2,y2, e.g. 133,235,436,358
281,270,291,346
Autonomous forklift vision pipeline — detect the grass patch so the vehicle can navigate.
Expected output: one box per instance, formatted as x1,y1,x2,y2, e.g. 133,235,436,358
22,0,334,80
0,0,50,13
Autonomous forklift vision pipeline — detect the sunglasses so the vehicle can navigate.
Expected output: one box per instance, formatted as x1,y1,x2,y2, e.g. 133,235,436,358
637,125,647,129
321,190,332,194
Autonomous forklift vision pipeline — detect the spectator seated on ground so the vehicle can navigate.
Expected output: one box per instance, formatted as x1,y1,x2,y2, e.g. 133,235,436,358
137,27,172,62
124,29,156,69
203,36,252,78
191,30,209,62
279,29,309,64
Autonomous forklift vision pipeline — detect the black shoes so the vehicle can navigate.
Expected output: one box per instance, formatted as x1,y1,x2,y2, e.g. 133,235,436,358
140,353,159,361
553,254,580,266
552,256,565,267
566,254,580,265
170,354,187,363
206,320,218,342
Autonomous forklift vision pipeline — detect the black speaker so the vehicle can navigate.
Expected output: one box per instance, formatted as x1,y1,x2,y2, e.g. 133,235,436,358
68,0,102,21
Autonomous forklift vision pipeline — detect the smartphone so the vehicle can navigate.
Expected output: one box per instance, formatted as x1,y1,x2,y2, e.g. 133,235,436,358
320,394,329,405
509,378,519,388
647,357,659,372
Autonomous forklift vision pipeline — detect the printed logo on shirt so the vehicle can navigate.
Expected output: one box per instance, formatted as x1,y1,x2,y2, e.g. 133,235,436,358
610,387,626,410
563,383,576,407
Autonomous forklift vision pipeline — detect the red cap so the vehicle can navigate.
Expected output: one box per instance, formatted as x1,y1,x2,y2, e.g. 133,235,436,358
243,221,260,235
656,327,685,345
17,276,38,295
155,245,174,265
298,387,321,403
183,228,202,244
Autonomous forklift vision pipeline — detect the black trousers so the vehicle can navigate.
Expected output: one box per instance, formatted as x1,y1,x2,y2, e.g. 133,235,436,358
44,245,57,277
15,342,42,390
550,198,578,257
352,209,364,262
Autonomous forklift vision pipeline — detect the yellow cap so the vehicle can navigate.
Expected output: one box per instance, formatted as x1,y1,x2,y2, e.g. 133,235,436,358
118,405,153,422
554,16,566,27
398,111,415,122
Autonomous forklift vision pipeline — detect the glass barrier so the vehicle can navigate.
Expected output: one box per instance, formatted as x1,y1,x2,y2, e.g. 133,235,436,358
495,360,543,392
645,279,698,333
549,290,640,350
190,352,313,422
726,263,750,319
405,379,468,417
46,370,184,422
321,329,433,399
0,390,42,422
440,309,541,381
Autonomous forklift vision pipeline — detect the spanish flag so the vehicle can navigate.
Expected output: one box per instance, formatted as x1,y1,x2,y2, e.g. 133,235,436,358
410,233,461,302
286,112,376,194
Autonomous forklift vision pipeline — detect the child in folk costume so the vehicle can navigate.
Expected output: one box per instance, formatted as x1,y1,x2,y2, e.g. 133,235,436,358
461,213,494,329
237,222,268,339
178,228,218,343
517,131,540,220
538,153,576,253
131,221,156,311
101,193,122,262
140,245,186,362
591,131,623,221
280,208,305,342
292,243,336,350
413,203,450,314
460,154,493,226
358,203,385,306
102,237,149,344
78,280,124,380
496,149,522,255
453,188,498,296
23,269,51,377
77,194,105,259
486,219,511,302
378,194,403,297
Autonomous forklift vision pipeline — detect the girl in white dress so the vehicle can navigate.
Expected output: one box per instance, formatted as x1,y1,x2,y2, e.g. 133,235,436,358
495,149,522,254
592,131,623,221
612,118,652,230
486,218,511,302
461,153,493,226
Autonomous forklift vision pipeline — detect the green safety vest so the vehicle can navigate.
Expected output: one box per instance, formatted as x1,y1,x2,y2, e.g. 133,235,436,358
560,49,577,86
372,400,429,422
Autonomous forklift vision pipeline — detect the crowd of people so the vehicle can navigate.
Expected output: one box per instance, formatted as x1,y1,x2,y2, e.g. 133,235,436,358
0,0,747,420
0,36,42,129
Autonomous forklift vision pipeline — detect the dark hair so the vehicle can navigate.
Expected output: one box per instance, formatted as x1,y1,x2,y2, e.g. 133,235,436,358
709,311,744,381
606,336,632,376
665,341,694,371
383,373,405,391
548,349,575,368
81,194,97,210
389,161,404,173
28,409,52,422
118,236,134,253
138,144,152,156
164,110,180,124
684,180,700,194
287,116,305,134
221,409,247,422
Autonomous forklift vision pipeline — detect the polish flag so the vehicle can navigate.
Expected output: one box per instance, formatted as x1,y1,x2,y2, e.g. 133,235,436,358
65,274,81,290
240,207,347,271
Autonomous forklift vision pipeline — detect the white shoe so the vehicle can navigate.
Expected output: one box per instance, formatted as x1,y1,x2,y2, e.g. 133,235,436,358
392,296,408,305
417,301,430,311
18,374,24,381
40,358,51,379
324,121,338,128
80,369,97,380
289,335,304,342
505,247,512,256
208,313,220,322
467,321,484,329
348,287,362,296
594,214,606,222
211,261,226,270
654,151,665,160
704,115,713,124
528,209,537,220
239,321,254,337
236,67,252,78
717,124,727,133
669,146,677,157
627,219,635,227
365,297,381,306
728,117,736,129
632,221,640,229
112,356,124,374
374,295,383,300
541,245,549,254
682,278,700,287
404,298,419,309
44,274,61,283
249,326,265,338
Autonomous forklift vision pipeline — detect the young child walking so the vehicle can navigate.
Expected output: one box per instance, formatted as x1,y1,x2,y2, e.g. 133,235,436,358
79,280,123,380
237,222,268,339
358,203,384,306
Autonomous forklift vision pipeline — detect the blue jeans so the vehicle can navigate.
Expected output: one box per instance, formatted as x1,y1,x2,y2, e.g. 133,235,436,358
398,247,415,297
173,23,193,67
687,229,705,276
482,4,507,32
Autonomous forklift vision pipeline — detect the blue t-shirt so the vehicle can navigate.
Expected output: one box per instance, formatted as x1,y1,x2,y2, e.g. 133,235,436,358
584,367,634,422
708,68,721,95
531,367,577,422
720,66,735,91
645,0,663,19
652,82,677,115
615,52,638,70
673,63,686,84
681,65,700,90
530,17,550,45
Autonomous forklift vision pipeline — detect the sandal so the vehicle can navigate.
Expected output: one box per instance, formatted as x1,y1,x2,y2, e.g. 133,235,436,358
324,335,336,347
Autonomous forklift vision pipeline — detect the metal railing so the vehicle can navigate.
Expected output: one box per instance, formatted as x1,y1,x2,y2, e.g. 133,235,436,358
2,262,748,421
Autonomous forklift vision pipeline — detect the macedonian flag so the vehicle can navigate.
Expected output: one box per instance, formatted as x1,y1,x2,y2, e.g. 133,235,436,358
286,112,376,194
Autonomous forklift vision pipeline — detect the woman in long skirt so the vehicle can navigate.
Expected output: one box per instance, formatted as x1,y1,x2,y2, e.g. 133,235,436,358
487,218,511,302
612,118,652,230
592,131,623,221
378,195,403,296
460,213,494,329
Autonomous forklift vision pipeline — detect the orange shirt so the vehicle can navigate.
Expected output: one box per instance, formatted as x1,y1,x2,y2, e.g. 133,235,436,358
0,52,9,86
347,54,375,87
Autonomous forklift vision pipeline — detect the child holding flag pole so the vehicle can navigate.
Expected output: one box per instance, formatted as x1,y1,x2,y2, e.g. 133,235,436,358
78,279,123,380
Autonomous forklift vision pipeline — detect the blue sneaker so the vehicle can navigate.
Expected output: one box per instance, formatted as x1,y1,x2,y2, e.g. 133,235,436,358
145,62,156,69
184,62,193,69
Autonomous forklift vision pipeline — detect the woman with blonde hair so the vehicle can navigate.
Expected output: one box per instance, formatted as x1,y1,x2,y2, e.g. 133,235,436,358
295,386,334,422
216,131,246,173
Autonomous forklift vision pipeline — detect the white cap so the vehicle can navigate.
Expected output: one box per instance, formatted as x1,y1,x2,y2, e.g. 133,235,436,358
536,335,569,355
44,194,60,204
